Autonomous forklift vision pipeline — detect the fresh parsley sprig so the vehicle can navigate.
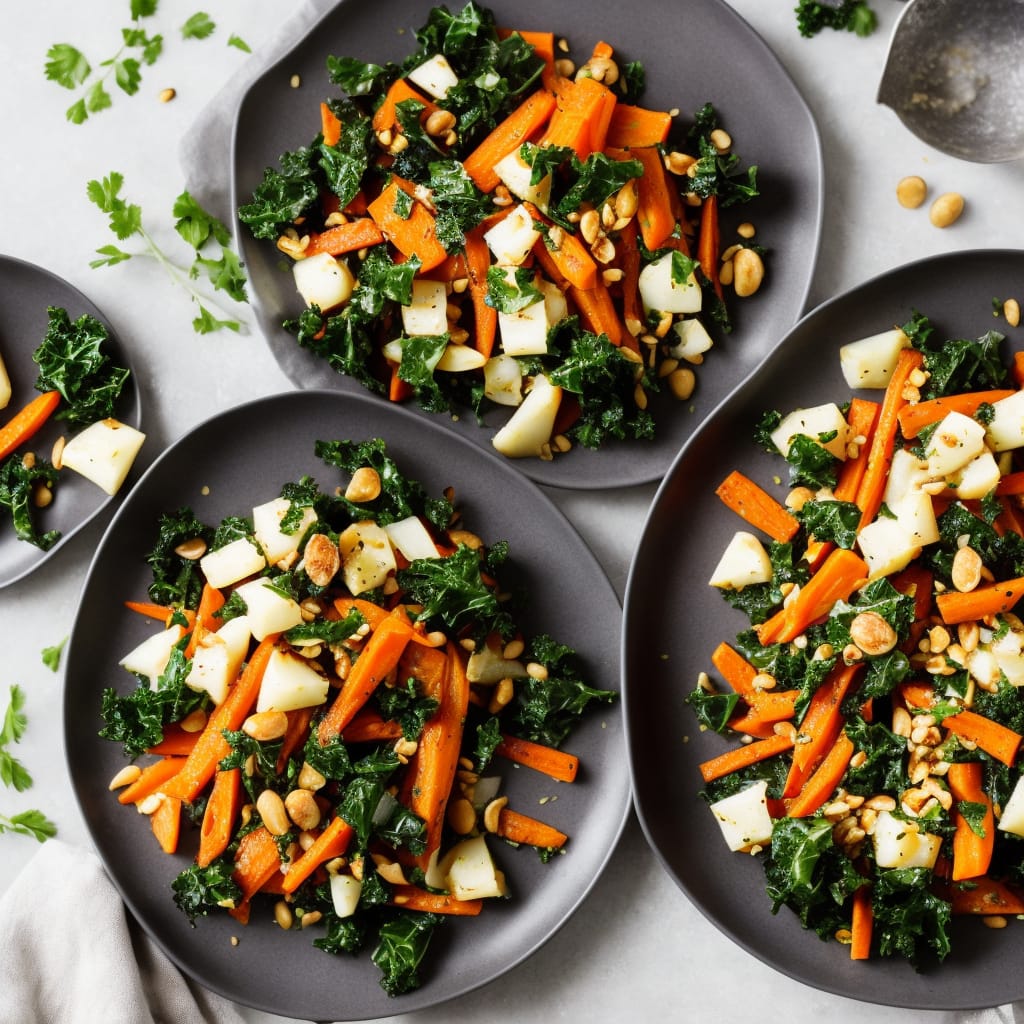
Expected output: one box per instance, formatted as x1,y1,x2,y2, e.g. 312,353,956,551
87,172,248,335
0,686,57,843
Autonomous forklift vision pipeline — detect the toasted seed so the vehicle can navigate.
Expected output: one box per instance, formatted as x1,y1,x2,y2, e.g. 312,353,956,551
346,466,382,502
951,545,983,592
736,222,756,239
579,209,601,245
297,761,327,792
137,793,164,816
159,87,176,103
289,74,301,89
668,367,696,401
285,789,322,832
174,537,208,560
709,128,732,153
732,248,765,297
180,708,208,733
108,764,142,790
1005,298,1022,328
614,181,638,220
719,260,734,287
483,795,509,833
929,191,965,228
33,484,53,509
424,109,456,136
274,900,294,930
447,796,477,835
664,151,696,176
257,789,291,836
849,611,898,656
555,58,575,78
983,915,1009,929
896,175,928,209
243,710,289,742
51,436,66,470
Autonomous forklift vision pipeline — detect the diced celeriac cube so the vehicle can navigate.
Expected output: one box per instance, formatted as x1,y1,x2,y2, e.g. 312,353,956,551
709,780,773,852
948,450,1001,500
998,776,1024,837
329,873,363,918
185,615,251,704
436,344,487,372
498,293,550,357
638,252,702,314
857,516,920,581
406,54,459,99
233,577,304,640
491,374,562,458
838,328,910,389
483,354,524,407
986,389,1024,451
199,537,266,590
256,647,330,713
540,279,568,326
252,497,318,566
493,149,552,211
338,520,396,595
466,640,528,684
872,809,942,869
293,252,355,311
708,531,773,589
769,403,850,461
119,624,186,689
439,835,509,900
401,280,449,336
922,410,988,479
889,489,940,548
384,516,440,562
484,204,541,267
60,418,146,495
669,318,714,362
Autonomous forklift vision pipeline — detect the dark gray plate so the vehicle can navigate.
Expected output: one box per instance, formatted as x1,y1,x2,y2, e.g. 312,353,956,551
65,389,627,1021
231,0,822,489
623,249,1024,1010
0,254,141,588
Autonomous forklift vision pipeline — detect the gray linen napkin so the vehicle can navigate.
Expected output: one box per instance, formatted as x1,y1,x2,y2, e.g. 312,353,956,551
0,839,246,1024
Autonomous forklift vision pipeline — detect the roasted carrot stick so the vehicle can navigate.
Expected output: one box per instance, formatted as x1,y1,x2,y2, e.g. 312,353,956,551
0,390,61,460
390,886,484,915
896,389,1015,439
786,730,854,817
699,731,795,783
197,768,241,868
606,103,672,147
948,761,996,881
495,806,568,849
935,576,1024,625
117,756,187,805
281,816,355,894
715,470,800,542
494,733,578,782
320,101,342,147
150,795,182,854
305,218,386,258
850,884,873,960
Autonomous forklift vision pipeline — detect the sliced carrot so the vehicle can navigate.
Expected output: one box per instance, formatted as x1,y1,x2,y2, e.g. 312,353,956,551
463,89,557,192
606,103,672,148
304,218,386,258
0,390,61,461
464,223,499,358
728,689,800,734
333,595,391,631
496,28,558,91
117,756,187,805
420,251,468,283
569,280,625,346
320,101,342,147
367,177,448,273
936,576,1024,625
539,77,615,159
495,806,568,849
782,664,861,799
850,884,873,961
232,826,283,903
944,710,1022,768
494,733,578,782
342,708,404,742
855,347,925,529
397,640,449,698
715,470,800,543
698,731,796,783
124,600,177,625
950,876,1024,915
1013,352,1024,389
371,78,439,137
390,886,484,916
197,768,241,868
161,636,278,803
185,581,225,659
275,706,314,774
896,389,1015,439
834,398,882,503
617,218,644,338
150,795,182,854
146,724,200,757
711,641,759,696
281,815,355,894
317,612,416,743
697,195,722,300
786,730,855,817
632,146,677,251
948,761,996,881
524,204,598,290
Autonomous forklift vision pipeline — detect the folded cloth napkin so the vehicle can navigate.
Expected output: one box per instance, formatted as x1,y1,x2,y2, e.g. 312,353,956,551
0,839,247,1024
178,0,334,223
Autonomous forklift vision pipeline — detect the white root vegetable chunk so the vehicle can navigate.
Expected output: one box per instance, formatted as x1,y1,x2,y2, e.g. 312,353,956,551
922,411,987,479
233,577,304,640
986,389,1024,451
948,450,1001,500
401,280,448,337
872,809,942,869
436,344,487,373
709,780,773,852
60,418,146,495
185,615,252,704
638,252,701,315
256,647,330,713
384,516,439,562
439,835,509,900
120,624,186,689
493,148,552,210
670,318,714,362
857,516,921,581
483,355,524,407
466,640,528,684
338,520,396,595
200,537,267,590
708,531,773,589
292,252,355,312
406,55,459,99
769,403,849,461
253,497,318,565
998,775,1024,837
491,374,562,458
484,204,541,267
329,873,363,918
838,328,910,389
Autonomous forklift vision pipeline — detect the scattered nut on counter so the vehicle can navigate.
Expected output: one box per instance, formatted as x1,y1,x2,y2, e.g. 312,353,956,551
896,175,927,208
928,191,965,228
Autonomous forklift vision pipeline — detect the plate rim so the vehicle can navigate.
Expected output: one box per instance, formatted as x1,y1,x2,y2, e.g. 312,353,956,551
64,385,630,1020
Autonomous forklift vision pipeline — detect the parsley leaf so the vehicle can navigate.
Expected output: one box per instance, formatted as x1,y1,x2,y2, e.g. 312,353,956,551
41,637,68,672
181,12,216,39
0,809,57,843
44,44,91,89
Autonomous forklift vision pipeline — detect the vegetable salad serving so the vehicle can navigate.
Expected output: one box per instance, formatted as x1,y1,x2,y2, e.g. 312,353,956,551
239,1,765,461
1,306,140,550
100,437,614,996
691,312,1024,966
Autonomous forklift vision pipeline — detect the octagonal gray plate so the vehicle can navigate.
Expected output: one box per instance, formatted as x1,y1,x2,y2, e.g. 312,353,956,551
231,0,822,489
65,387,627,1021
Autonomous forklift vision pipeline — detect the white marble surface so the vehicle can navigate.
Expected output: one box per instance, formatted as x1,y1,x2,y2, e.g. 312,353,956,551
2,1,1023,1021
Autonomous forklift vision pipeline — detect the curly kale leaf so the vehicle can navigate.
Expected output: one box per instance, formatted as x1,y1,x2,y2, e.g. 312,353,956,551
871,867,952,964
238,144,320,240
375,678,439,741
0,455,61,550
719,541,809,625
926,501,1024,586
797,499,861,550
371,911,443,997
172,857,243,925
795,0,877,38
917,327,1009,400
32,306,130,428
145,507,214,608
685,684,740,733
314,437,452,531
784,433,839,490
684,103,759,208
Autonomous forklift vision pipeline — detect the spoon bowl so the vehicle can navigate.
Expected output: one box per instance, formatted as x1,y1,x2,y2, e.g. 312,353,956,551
878,0,1024,162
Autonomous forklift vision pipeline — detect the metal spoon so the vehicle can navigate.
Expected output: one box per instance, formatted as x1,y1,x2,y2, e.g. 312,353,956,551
877,0,1024,162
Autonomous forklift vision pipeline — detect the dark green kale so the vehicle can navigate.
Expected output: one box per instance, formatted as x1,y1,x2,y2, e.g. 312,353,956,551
753,409,783,452
871,867,952,964
396,333,452,413
172,857,243,925
473,715,503,772
285,607,364,647
510,634,616,748
486,265,544,313
32,306,130,428
426,159,493,252
326,55,393,97
376,678,440,741
219,729,285,800
238,144,321,240
549,151,645,227
685,683,740,733
684,103,759,208
314,437,453,531
396,543,512,638
338,775,425,853
913,322,1009,400
925,501,1024,585
318,101,373,208
842,716,907,796
703,752,791,803
797,499,862,550
784,433,840,490
371,911,443,997
795,0,877,38
145,507,214,608
719,541,809,625
0,455,61,549
288,304,384,395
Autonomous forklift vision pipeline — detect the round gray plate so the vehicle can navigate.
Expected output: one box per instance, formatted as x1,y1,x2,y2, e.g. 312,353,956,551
0,253,141,588
65,389,627,1021
624,249,1024,1009
231,0,822,489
